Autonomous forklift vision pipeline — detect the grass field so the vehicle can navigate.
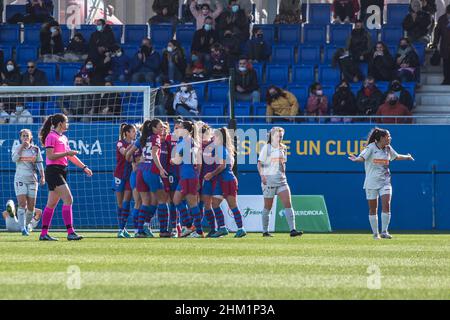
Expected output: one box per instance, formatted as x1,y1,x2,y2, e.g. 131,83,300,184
0,232,449,300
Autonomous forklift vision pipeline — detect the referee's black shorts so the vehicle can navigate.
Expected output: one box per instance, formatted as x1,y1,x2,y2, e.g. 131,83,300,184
45,165,68,191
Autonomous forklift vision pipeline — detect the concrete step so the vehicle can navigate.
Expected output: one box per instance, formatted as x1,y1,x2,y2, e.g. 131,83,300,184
421,64,442,73
414,105,450,113
414,116,450,124
416,85,450,93
420,73,444,85
415,92,450,105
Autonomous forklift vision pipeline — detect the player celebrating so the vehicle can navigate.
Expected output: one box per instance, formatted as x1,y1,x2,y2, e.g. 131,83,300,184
209,127,246,238
349,128,414,239
257,127,303,238
38,114,93,241
11,129,45,235
2,200,42,233
113,123,136,238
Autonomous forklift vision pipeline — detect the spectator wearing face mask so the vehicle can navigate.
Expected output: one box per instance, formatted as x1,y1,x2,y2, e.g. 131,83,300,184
306,82,328,121
173,83,199,119
106,46,131,83
217,0,250,43
395,38,420,83
130,38,161,84
8,104,33,124
190,0,223,30
191,16,219,65
331,80,357,123
403,0,433,44
40,21,64,60
356,76,384,116
234,57,260,103
369,41,394,82
21,61,48,86
332,48,363,83
77,59,101,85
1,60,22,86
431,5,450,85
186,52,207,80
347,20,372,63
208,43,229,78
64,33,88,62
245,27,272,63
88,19,116,59
376,91,412,124
266,86,299,123
0,103,9,124
220,28,241,66
154,78,175,117
161,40,187,83
386,80,413,111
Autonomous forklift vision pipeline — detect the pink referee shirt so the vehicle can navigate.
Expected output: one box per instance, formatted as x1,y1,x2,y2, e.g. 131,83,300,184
45,130,71,166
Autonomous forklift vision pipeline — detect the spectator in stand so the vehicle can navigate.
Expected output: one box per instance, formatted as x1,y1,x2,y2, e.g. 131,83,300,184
245,27,271,64
274,0,302,24
25,0,54,23
64,33,89,62
376,91,413,124
432,5,450,85
387,79,414,111
421,0,437,15
106,46,130,83
77,58,105,85
92,81,122,117
88,19,116,59
186,52,207,80
332,48,363,83
58,76,92,119
331,80,357,123
217,0,250,43
161,40,187,83
332,0,359,23
395,38,420,82
1,60,22,86
0,0,3,24
306,82,328,121
356,76,384,116
130,38,161,84
266,85,299,123
89,46,113,85
40,21,64,62
155,79,175,116
21,61,48,86
369,41,394,82
8,104,33,124
152,0,179,18
403,0,433,44
191,16,219,66
208,43,229,78
0,83,23,113
234,57,260,103
0,103,9,124
347,20,372,63
173,82,199,119
220,28,241,66
190,0,223,30
216,0,253,19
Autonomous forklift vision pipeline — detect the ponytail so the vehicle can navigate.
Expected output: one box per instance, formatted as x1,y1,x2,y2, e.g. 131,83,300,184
367,127,388,145
140,118,161,146
119,123,135,141
39,113,67,146
220,127,235,158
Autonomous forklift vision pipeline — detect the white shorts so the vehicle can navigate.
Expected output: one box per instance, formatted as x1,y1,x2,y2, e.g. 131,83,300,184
365,185,392,200
262,183,290,199
14,180,38,198
5,216,21,232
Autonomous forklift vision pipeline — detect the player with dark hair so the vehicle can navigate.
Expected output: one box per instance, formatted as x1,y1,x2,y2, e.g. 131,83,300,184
38,113,93,241
349,127,414,239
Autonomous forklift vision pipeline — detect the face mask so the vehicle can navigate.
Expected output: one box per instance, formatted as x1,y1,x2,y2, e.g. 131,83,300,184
257,34,263,39
16,106,23,113
232,5,239,13
204,24,212,31
316,90,323,96
392,84,401,91
238,66,247,72
191,55,198,62
116,51,122,57
6,65,14,72
167,46,173,53
96,25,103,32
50,27,57,33
181,86,188,92
389,99,398,106
400,44,408,50
86,64,93,70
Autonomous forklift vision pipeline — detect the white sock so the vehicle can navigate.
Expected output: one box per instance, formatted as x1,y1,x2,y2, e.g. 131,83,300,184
26,210,34,226
369,215,379,235
381,212,391,233
285,208,296,231
17,207,26,230
143,222,149,228
262,208,270,233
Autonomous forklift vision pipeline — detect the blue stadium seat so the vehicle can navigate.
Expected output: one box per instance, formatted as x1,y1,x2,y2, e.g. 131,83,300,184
350,82,362,96
121,45,139,58
5,4,26,22
321,85,334,107
60,64,82,85
16,45,39,64
37,63,58,84
24,24,42,44
124,25,149,44
111,25,123,43
278,25,301,45
60,25,72,45
303,25,327,46
43,101,61,116
323,45,337,65
360,63,368,78
24,102,42,117
292,65,315,84
376,81,389,93
252,63,264,82
387,4,410,26
308,4,331,24
266,64,289,84
253,24,276,43
192,84,206,104
271,45,296,65
0,45,14,61
367,28,379,42
413,43,425,65
253,102,267,122
176,24,196,47
235,102,252,123
286,85,309,111
74,25,97,43
318,65,341,84
0,25,20,44
329,24,352,47
381,25,404,46
208,85,229,103
388,45,397,57
201,103,225,123
402,82,416,101
150,24,174,46
298,46,321,65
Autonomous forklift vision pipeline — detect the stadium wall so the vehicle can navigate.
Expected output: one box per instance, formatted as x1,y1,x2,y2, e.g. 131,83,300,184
1,124,449,231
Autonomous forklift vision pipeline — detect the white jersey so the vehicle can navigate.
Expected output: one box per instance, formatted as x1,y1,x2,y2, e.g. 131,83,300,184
12,144,44,183
258,144,288,187
5,215,20,232
359,142,399,190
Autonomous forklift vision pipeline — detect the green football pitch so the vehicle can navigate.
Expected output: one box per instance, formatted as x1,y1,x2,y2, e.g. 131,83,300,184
0,232,449,300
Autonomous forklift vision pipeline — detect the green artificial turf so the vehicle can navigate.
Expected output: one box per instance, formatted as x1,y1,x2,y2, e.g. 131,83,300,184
0,232,449,300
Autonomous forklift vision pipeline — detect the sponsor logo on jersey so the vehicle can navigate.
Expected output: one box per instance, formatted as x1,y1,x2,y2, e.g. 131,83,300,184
373,159,389,165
